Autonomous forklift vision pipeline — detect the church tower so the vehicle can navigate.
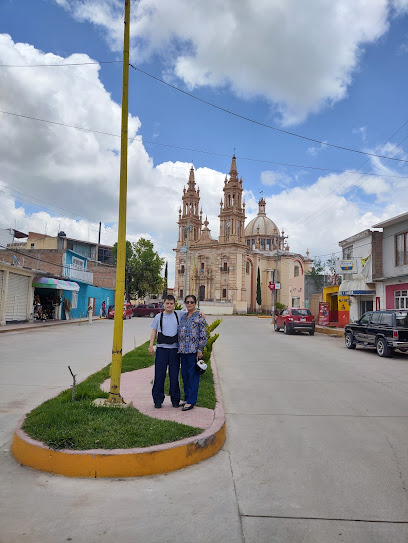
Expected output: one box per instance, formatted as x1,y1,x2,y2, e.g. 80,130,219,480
177,166,202,248
218,155,246,245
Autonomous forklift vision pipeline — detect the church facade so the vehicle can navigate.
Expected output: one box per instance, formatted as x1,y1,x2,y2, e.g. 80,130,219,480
174,156,312,313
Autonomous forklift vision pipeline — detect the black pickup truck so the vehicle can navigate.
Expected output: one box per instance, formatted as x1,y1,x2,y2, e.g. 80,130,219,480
344,309,408,358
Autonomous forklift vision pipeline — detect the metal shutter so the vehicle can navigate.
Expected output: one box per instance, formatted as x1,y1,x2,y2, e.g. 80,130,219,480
5,273,30,322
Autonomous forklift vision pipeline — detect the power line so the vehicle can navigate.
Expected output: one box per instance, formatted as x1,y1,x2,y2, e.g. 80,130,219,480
1,109,408,180
0,61,122,67
129,64,408,165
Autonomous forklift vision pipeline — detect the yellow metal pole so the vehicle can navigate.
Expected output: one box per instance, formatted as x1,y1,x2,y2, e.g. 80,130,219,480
106,0,130,405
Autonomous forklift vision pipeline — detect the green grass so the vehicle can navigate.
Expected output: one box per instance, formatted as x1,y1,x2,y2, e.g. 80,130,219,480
22,341,204,451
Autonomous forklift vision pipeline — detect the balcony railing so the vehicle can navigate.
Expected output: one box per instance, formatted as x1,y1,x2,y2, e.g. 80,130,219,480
63,265,93,284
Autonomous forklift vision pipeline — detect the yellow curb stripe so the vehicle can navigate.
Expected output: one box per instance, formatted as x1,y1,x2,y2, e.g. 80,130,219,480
12,422,226,478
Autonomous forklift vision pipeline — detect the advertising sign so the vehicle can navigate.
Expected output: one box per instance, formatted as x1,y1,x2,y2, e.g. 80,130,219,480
268,282,281,290
318,302,330,326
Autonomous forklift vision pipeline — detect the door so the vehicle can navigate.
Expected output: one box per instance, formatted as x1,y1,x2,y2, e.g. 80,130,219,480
354,312,372,343
199,285,205,301
5,273,30,322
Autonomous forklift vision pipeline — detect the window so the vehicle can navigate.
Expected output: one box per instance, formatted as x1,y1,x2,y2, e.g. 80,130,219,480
226,221,230,238
359,312,372,324
292,297,300,308
222,288,227,298
223,262,228,271
395,232,408,266
252,239,256,250
201,262,205,270
180,289,183,299
261,238,265,250
30,243,35,248
247,239,251,248
246,261,250,274
71,291,78,309
292,309,312,316
395,290,408,309
294,265,300,277
396,311,408,327
180,265,185,273
380,312,393,326
370,312,381,324
72,257,84,270
266,239,271,250
343,245,353,259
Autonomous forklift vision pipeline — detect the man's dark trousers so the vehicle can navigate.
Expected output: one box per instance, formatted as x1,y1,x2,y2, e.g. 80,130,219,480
152,347,180,405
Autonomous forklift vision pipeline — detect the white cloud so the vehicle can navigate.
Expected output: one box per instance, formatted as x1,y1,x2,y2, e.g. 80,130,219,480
261,171,291,187
54,0,398,125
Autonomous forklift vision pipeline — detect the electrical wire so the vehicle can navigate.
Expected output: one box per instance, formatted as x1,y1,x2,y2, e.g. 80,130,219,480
1,109,408,180
129,64,408,165
0,61,122,67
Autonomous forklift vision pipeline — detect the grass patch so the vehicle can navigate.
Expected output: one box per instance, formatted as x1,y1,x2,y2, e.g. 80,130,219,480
22,341,202,450
164,360,216,410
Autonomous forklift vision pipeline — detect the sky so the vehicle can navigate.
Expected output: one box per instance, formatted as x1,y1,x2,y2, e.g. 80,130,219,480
1,0,408,286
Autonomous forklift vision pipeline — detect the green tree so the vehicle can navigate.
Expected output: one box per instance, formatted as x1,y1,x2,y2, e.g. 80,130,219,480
306,257,325,289
113,238,164,299
256,267,262,307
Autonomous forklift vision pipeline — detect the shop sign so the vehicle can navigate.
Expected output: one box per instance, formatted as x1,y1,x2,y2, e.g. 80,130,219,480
318,302,330,326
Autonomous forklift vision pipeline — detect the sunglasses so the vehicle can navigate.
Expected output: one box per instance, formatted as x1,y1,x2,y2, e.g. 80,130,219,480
185,300,196,304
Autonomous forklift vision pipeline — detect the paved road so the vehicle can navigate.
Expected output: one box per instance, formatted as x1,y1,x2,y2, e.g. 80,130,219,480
1,316,408,542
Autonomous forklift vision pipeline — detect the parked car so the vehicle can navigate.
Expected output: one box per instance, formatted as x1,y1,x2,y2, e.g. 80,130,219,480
107,302,133,320
344,309,408,357
132,303,162,318
274,308,315,335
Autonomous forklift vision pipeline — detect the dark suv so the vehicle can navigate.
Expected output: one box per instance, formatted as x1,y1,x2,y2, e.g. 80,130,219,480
344,310,408,357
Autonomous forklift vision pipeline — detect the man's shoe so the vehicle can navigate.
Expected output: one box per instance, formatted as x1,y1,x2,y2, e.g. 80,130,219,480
154,403,162,409
182,404,194,411
172,402,180,408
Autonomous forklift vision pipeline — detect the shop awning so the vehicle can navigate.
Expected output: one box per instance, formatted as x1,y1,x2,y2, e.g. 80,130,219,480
33,277,80,291
339,279,375,296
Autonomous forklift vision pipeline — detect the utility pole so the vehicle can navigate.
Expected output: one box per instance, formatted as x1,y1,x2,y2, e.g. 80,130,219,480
106,0,130,405
271,233,287,324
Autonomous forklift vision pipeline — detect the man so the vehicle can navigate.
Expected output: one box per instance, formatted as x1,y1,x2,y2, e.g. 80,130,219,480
149,295,184,408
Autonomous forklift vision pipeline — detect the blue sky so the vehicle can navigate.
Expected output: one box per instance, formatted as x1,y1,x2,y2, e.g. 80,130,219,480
1,0,408,285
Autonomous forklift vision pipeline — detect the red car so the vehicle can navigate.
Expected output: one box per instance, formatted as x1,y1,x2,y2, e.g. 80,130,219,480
132,304,162,318
107,303,133,320
274,308,315,335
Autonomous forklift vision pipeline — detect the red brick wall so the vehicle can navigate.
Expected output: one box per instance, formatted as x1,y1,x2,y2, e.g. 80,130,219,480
0,248,63,275
0,249,116,288
87,260,116,289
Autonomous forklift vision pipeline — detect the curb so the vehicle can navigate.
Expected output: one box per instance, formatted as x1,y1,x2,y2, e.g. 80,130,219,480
11,353,226,478
315,326,344,337
0,316,106,334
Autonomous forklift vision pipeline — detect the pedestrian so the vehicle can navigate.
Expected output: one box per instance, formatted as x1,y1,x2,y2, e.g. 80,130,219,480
102,300,106,317
178,295,207,412
149,294,184,408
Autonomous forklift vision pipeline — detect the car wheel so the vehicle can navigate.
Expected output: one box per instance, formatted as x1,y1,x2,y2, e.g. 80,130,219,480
274,322,280,332
284,323,290,335
345,332,356,349
149,311,155,318
309,329,315,336
376,337,392,358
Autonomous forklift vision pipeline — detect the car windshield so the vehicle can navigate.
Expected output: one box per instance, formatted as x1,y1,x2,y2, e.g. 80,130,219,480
292,309,312,316
395,311,408,327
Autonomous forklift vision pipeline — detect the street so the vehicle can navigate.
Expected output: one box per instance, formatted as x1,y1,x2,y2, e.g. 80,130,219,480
1,316,408,542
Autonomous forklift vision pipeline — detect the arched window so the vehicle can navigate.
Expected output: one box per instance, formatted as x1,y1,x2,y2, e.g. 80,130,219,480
246,261,250,274
294,265,300,277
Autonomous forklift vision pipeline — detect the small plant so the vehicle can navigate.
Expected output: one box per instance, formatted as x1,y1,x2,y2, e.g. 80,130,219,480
202,319,221,364
174,301,184,310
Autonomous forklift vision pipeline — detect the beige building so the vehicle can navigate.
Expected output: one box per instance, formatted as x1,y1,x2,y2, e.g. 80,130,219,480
174,156,312,313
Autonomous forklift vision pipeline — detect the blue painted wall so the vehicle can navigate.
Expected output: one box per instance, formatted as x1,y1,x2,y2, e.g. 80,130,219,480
61,283,115,319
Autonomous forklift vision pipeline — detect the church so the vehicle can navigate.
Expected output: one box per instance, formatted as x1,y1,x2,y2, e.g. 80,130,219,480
174,156,312,313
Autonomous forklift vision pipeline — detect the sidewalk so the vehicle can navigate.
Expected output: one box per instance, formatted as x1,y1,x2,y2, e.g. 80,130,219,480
0,315,106,333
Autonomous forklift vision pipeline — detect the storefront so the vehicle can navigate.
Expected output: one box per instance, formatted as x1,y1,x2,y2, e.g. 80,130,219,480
339,278,375,322
0,264,37,325
32,277,79,320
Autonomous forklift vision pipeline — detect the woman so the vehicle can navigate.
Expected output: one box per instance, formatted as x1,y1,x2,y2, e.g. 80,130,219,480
178,295,207,411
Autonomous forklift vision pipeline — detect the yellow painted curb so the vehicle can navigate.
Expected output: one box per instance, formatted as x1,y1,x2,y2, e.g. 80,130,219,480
12,353,226,478
12,420,226,478
315,326,344,337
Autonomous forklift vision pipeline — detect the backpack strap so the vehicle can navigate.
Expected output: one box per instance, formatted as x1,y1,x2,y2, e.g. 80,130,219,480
159,310,179,332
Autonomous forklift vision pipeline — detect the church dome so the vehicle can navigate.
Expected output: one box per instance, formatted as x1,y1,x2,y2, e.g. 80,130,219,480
244,198,279,237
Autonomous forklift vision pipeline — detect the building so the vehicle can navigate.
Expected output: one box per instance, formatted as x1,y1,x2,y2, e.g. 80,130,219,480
0,232,115,321
174,156,312,313
372,212,408,310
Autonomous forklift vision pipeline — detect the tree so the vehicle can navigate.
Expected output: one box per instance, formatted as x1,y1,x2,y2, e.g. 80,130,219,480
306,257,325,289
163,261,168,298
113,238,164,299
256,267,262,307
